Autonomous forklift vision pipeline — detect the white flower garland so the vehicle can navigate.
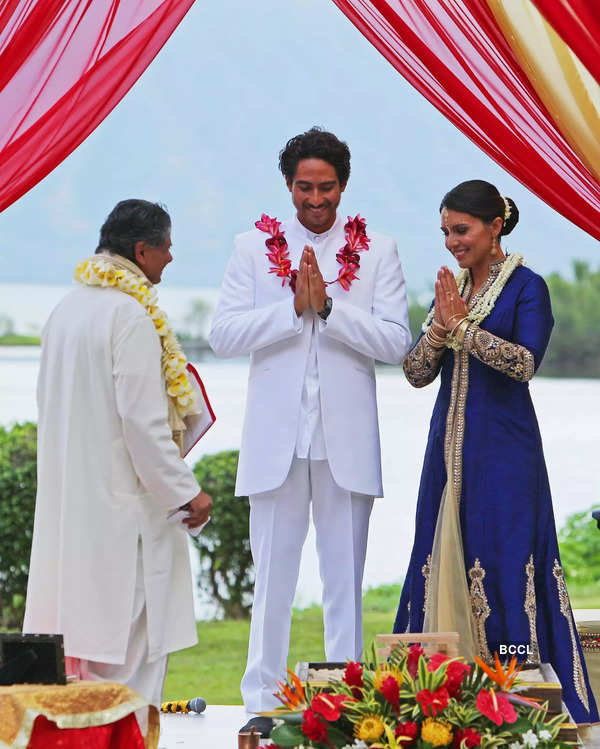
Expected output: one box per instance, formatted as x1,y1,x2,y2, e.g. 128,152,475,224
422,253,524,334
74,258,197,419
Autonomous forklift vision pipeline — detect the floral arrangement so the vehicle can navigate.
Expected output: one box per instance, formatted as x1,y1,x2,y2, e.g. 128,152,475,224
421,253,524,335
262,643,571,749
255,214,370,292
74,258,196,419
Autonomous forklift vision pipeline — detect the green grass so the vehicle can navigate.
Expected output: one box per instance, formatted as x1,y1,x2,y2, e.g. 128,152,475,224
164,582,600,704
0,334,40,345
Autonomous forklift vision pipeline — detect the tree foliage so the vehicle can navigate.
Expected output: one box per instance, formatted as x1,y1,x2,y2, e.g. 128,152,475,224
192,450,253,619
0,422,37,628
541,261,600,377
558,505,600,588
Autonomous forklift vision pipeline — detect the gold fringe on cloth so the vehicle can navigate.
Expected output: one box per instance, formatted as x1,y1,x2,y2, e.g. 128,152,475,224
0,681,155,749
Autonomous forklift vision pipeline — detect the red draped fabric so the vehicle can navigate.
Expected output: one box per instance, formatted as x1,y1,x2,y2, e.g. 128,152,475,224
331,0,600,240
28,714,145,749
0,0,194,212
531,0,600,87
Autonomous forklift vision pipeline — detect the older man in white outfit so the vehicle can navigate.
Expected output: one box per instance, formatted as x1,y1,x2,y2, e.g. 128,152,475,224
24,200,211,735
210,128,411,736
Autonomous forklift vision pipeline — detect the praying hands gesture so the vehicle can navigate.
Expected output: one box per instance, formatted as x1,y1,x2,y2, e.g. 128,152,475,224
434,266,468,331
294,246,328,316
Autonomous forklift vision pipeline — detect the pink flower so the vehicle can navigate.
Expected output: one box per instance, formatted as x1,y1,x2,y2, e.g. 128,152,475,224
255,214,282,235
476,688,517,725
416,686,450,717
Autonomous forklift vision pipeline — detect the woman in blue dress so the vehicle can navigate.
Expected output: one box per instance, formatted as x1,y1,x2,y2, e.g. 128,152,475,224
394,180,598,725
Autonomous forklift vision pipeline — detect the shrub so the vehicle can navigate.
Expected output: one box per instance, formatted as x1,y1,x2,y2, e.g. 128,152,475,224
0,422,37,628
558,504,600,588
192,450,253,619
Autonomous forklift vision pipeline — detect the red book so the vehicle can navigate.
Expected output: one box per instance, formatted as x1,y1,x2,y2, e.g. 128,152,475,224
182,363,216,457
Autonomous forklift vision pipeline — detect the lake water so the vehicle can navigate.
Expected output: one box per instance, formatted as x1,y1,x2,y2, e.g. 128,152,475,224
2,284,599,615
2,342,599,616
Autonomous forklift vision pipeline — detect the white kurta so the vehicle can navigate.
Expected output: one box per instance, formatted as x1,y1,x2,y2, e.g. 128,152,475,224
23,285,201,664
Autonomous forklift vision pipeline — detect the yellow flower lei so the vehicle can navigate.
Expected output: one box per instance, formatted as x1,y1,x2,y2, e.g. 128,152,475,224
74,257,197,420
422,253,524,334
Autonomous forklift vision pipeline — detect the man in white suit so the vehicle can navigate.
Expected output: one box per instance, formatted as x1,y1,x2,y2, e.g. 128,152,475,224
24,200,211,724
210,128,411,734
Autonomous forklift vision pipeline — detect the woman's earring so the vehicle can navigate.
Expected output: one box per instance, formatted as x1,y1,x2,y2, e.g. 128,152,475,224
490,234,498,256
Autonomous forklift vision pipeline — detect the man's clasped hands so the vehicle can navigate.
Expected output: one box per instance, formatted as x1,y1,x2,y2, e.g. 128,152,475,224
294,245,328,317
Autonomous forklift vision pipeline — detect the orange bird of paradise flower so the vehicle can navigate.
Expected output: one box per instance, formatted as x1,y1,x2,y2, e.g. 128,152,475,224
474,653,523,691
274,669,306,710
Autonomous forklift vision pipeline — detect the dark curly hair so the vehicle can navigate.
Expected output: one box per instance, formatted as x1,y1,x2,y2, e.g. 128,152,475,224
279,127,351,186
96,199,171,261
440,180,519,236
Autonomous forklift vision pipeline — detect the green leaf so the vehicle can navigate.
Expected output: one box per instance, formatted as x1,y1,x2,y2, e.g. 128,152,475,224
269,722,305,746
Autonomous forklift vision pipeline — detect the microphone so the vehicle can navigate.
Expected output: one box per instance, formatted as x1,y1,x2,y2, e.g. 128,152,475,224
161,698,207,714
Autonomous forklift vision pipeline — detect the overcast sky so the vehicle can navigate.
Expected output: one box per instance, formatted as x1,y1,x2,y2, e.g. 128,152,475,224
1,0,598,294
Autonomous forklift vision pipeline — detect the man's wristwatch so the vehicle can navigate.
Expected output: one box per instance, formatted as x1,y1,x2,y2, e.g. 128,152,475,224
318,296,333,321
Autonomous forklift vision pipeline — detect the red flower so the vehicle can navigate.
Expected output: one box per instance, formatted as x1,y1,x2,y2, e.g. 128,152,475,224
301,709,328,742
453,727,482,747
289,269,298,292
407,644,425,677
310,693,349,722
344,215,370,251
395,720,418,744
379,674,400,712
344,661,363,687
344,660,363,699
428,654,471,696
416,686,450,716
337,266,359,290
476,688,517,725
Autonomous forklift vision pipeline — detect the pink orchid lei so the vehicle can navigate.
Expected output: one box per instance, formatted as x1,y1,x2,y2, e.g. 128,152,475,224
255,214,370,292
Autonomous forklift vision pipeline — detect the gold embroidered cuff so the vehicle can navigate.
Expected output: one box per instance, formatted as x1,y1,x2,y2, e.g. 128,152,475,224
463,326,535,382
403,335,446,388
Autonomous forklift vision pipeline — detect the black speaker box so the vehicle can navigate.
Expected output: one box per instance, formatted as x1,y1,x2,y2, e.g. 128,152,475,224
0,633,66,685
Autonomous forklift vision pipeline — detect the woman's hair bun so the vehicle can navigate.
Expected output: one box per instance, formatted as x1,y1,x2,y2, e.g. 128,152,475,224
500,196,519,236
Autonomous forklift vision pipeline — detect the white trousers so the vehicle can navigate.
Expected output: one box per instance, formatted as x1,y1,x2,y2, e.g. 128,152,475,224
84,541,167,729
241,458,374,712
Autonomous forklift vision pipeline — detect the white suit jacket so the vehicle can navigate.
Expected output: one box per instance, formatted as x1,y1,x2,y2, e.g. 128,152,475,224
209,214,411,497
23,286,200,664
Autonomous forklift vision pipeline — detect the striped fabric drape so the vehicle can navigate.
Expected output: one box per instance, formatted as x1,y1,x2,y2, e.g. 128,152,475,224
332,0,600,240
0,1,194,212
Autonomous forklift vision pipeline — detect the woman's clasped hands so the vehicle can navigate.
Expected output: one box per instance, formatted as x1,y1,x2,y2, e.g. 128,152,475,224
427,267,469,349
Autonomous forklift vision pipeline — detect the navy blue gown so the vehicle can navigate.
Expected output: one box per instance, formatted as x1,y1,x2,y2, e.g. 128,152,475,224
394,259,598,724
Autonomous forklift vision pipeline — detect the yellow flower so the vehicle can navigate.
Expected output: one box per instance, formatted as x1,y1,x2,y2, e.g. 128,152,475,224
105,268,119,286
374,664,403,691
420,718,453,747
355,714,385,742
